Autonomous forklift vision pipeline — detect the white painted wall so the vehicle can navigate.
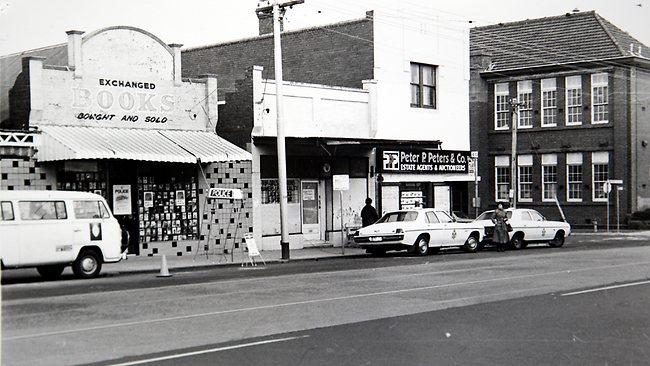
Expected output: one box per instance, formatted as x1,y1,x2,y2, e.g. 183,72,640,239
371,11,470,150
252,66,375,139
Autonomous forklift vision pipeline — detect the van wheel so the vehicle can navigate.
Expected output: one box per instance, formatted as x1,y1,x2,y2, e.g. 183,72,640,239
37,265,65,280
72,249,102,279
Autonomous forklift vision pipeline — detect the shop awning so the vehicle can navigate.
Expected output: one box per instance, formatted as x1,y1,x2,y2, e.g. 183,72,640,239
36,125,251,163
159,130,252,163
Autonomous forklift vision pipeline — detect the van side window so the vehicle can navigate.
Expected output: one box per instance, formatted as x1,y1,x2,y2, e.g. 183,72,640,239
74,200,108,219
19,201,67,220
1,201,14,220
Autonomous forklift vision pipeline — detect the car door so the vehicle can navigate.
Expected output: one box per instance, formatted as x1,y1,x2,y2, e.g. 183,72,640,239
518,210,538,240
435,211,460,246
425,211,443,248
528,210,549,241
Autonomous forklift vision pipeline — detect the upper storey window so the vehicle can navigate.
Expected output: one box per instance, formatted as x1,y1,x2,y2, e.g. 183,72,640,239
410,63,437,109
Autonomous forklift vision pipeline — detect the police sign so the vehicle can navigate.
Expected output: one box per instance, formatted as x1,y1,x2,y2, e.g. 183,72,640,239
207,188,244,200
378,149,471,174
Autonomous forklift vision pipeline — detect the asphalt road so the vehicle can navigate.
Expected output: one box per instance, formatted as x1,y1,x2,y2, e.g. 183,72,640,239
119,282,650,366
3,237,650,365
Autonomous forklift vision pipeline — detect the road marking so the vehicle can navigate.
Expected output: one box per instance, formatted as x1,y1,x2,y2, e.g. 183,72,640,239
107,335,309,366
6,259,650,341
561,280,650,297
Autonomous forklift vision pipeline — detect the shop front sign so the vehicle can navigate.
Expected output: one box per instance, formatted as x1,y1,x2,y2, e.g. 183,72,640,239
378,149,471,174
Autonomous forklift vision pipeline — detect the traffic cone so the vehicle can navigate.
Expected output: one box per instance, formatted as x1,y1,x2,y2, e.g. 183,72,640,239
157,254,172,277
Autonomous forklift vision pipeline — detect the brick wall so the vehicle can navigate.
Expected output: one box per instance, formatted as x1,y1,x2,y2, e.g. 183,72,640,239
470,65,632,227
182,17,374,98
139,161,253,257
0,157,57,190
634,69,650,210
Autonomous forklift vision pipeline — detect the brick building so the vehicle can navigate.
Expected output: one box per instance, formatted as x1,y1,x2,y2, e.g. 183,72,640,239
182,10,474,249
470,11,650,227
0,26,252,256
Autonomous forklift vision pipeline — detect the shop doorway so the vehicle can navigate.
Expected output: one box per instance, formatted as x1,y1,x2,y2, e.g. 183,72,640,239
301,180,320,240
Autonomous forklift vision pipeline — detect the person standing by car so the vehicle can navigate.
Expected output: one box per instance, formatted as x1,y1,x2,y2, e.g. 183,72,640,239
361,198,379,227
491,203,509,252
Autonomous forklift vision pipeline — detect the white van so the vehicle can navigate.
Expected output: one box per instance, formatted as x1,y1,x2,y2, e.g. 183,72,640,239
0,190,125,279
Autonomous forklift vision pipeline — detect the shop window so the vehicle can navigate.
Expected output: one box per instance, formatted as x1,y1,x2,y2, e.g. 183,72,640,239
495,83,509,130
566,75,582,125
591,73,609,124
19,201,67,220
541,78,557,127
410,62,437,109
517,80,533,128
261,178,300,204
57,171,107,198
592,152,609,201
138,174,198,243
1,201,14,220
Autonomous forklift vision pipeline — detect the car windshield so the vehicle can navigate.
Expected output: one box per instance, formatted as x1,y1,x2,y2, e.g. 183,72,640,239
377,211,418,223
476,210,513,220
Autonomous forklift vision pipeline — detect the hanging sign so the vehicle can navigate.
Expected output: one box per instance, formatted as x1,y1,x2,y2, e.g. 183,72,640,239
333,174,350,191
208,187,244,200
112,185,131,215
378,149,471,174
175,190,186,206
144,191,154,208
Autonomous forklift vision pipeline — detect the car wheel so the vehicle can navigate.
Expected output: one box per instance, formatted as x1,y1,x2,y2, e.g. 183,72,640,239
549,232,565,248
510,234,525,250
463,235,479,253
36,265,65,280
413,236,429,256
72,249,103,279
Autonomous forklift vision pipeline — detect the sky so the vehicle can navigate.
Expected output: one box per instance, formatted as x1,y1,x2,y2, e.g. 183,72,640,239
0,0,649,55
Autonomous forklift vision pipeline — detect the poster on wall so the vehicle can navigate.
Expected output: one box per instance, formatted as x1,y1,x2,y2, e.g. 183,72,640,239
400,191,424,210
144,191,154,208
112,185,131,215
175,190,185,206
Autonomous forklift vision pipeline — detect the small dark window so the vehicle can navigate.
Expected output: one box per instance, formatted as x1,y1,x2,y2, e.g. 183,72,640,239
1,201,14,220
410,62,437,109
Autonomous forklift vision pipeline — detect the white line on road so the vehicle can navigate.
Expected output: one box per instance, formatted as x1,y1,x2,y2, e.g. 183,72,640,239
561,280,650,297
6,259,650,341
107,335,310,366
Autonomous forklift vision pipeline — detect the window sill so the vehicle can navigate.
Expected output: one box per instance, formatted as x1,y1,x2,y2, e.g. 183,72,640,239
410,104,437,110
518,125,533,129
591,121,609,125
489,122,611,134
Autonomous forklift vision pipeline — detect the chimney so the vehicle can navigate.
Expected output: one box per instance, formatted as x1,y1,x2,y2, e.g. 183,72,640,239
257,11,280,35
168,43,183,86
66,30,84,78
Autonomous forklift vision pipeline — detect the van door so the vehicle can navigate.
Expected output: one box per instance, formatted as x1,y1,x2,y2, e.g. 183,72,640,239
18,200,73,266
0,201,20,266
71,200,109,249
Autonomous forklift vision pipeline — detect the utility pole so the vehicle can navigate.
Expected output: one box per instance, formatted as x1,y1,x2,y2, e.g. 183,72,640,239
256,0,303,260
509,98,524,209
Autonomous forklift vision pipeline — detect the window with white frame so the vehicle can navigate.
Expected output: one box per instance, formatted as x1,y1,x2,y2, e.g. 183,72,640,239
541,78,557,126
592,152,609,201
592,73,609,123
410,63,437,108
495,156,510,202
495,83,509,130
566,75,582,125
518,155,533,202
517,80,533,128
566,153,583,202
542,154,558,201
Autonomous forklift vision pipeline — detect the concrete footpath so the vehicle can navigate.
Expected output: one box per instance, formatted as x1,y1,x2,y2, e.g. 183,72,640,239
111,246,367,275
